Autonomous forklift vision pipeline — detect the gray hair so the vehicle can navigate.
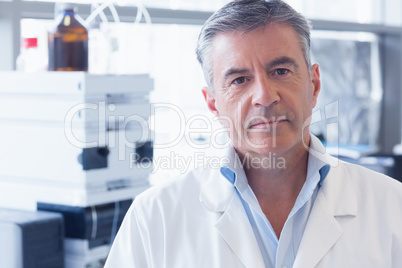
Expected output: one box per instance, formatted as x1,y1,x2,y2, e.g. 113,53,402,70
196,0,312,92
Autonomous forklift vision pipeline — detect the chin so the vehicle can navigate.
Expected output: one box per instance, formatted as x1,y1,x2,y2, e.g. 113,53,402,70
248,136,299,155
246,135,284,148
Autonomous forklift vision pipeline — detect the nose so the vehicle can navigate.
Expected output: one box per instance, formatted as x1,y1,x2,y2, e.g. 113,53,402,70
251,75,280,108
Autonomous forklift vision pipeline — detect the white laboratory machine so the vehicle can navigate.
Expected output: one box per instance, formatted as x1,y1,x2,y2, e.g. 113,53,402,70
0,71,154,267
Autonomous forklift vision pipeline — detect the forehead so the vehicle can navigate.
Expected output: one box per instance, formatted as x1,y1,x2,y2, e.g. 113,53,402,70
209,23,304,80
212,22,301,52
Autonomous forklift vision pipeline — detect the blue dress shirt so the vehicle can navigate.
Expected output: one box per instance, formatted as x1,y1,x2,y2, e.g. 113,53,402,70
220,139,330,268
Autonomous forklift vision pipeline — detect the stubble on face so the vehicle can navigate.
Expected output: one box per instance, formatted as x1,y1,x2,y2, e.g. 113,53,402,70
208,23,319,160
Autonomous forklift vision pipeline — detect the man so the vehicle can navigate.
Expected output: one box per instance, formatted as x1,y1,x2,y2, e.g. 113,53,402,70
105,0,402,267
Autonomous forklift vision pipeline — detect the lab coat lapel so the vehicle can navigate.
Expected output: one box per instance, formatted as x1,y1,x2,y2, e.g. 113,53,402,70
214,192,265,268
293,189,343,268
199,147,265,268
294,160,358,268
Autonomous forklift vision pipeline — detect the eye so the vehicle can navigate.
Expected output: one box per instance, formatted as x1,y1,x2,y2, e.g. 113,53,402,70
232,77,246,85
274,68,289,75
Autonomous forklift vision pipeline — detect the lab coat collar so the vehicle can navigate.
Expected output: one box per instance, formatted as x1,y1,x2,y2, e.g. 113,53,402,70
199,134,335,213
307,134,339,168
199,146,265,267
307,134,358,216
199,145,244,213
294,141,358,267
200,135,358,267
214,188,266,268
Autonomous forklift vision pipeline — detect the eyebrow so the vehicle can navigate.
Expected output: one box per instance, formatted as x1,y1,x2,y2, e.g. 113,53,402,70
223,56,299,82
266,56,299,70
223,68,249,82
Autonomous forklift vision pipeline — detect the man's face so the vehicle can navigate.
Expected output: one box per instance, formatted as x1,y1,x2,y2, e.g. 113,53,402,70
203,23,321,159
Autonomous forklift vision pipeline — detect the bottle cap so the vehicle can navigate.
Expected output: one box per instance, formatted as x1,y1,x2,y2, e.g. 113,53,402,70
21,38,38,49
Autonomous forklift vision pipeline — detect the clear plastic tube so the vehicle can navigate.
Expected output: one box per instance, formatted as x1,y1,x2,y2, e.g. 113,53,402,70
86,0,152,25
92,1,109,24
86,1,120,25
133,1,152,25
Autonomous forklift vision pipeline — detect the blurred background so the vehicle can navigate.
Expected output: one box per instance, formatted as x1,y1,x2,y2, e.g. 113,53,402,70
1,0,402,267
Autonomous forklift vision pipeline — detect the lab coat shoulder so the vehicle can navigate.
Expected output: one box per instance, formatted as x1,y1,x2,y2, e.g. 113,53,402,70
326,159,402,217
300,157,402,268
105,167,248,268
105,167,205,267
133,167,207,214
341,159,402,196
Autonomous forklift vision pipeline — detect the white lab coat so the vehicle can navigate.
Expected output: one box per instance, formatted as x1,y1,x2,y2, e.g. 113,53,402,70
105,142,402,267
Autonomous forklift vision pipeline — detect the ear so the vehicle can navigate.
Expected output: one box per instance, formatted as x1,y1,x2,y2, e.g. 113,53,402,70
202,87,220,117
311,63,321,108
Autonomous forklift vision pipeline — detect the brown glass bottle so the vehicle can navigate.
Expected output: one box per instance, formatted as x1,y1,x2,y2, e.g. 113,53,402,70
48,4,88,71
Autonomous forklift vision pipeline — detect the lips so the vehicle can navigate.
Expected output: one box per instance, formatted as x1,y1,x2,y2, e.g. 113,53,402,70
248,116,288,129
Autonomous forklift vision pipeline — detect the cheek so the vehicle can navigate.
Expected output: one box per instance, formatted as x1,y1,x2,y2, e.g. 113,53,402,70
215,97,234,128
282,90,312,122
298,82,315,108
216,91,241,115
216,99,246,138
216,90,254,132
300,91,315,123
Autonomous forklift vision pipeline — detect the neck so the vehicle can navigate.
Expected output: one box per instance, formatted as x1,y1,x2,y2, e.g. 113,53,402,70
240,139,310,202
236,135,311,238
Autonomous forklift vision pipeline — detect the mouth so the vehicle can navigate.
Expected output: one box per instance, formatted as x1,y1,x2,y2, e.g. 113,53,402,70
248,116,288,129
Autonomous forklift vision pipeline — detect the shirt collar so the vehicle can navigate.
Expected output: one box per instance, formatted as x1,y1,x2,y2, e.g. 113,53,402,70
220,134,331,187
308,134,331,185
219,145,249,192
